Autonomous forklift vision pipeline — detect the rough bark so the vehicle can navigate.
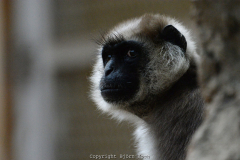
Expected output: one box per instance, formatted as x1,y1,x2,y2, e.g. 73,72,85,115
187,1,240,160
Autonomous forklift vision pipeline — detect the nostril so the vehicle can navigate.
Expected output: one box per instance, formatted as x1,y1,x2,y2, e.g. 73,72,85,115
105,68,114,77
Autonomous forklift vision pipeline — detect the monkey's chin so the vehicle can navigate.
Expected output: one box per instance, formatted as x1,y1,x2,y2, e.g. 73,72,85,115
101,89,135,103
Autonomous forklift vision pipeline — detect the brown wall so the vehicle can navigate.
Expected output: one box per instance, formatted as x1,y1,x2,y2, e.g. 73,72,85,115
0,2,6,159
0,1,11,160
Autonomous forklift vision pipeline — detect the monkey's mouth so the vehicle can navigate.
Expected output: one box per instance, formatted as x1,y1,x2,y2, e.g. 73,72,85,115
100,83,137,102
101,83,125,90
101,83,128,96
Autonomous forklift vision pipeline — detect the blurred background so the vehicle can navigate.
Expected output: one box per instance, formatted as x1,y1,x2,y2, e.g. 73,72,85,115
0,1,195,160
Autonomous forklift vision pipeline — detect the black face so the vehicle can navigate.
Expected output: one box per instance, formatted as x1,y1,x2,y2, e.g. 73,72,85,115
100,40,144,103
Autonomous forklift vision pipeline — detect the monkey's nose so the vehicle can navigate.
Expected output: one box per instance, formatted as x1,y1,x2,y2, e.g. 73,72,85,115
105,68,113,77
104,60,115,77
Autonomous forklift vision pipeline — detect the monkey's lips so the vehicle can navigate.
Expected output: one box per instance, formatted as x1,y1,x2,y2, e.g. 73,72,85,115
100,83,137,102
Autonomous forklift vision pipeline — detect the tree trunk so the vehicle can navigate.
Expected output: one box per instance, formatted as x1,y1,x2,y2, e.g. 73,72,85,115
187,1,240,160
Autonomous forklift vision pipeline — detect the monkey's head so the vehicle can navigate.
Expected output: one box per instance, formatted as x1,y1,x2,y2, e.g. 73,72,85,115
90,14,198,121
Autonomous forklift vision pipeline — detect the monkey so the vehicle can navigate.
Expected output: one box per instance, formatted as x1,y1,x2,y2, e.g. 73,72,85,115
90,14,204,160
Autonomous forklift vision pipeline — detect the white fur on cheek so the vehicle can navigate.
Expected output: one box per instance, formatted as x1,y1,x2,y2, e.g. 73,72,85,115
90,52,112,112
145,43,190,94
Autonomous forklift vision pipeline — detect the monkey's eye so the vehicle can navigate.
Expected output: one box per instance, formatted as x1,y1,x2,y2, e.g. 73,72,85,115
127,50,137,57
105,54,112,63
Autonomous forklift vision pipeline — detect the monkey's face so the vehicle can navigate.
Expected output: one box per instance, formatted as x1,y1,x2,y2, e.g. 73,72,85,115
100,40,146,103
91,14,197,118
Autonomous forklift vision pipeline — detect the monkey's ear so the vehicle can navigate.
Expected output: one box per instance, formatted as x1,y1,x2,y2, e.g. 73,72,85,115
161,25,187,52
